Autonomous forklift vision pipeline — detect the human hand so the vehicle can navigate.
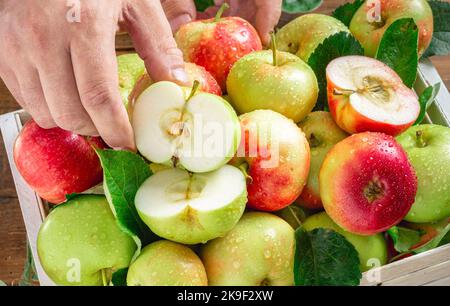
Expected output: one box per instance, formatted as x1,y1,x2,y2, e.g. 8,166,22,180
0,0,189,149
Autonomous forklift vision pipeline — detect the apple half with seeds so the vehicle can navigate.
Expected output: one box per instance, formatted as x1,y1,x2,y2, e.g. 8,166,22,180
327,56,419,136
132,81,240,173
135,165,247,244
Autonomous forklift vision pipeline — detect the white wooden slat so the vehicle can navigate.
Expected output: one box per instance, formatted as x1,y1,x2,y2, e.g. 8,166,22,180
381,260,450,286
423,276,450,286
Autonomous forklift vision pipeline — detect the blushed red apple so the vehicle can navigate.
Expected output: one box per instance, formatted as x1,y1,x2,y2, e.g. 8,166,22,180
320,132,417,235
14,120,107,204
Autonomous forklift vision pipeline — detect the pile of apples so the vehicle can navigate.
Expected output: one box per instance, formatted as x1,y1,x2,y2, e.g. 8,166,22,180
13,0,450,286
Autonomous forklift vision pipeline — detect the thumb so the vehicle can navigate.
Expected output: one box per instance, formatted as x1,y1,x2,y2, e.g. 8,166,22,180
161,0,197,33
121,0,188,84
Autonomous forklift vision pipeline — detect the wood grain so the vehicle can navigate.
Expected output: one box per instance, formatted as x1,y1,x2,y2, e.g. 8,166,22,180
1,0,450,285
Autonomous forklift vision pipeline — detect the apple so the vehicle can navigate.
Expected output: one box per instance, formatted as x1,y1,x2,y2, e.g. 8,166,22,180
175,4,262,90
327,56,420,136
135,165,247,245
320,132,417,235
297,111,348,209
127,240,207,286
37,195,136,286
132,81,240,173
14,120,107,204
201,212,295,286
396,124,450,223
117,53,145,109
303,212,388,272
349,0,434,57
275,14,350,62
232,110,310,212
226,41,319,123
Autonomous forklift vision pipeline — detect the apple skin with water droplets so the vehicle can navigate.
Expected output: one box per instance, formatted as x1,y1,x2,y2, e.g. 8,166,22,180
175,17,262,91
320,132,417,235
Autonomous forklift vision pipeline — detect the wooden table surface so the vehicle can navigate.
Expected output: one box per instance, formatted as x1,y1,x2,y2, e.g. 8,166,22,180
1,1,450,285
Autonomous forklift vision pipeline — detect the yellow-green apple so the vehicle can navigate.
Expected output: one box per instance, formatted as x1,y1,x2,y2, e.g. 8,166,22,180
275,14,350,62
303,212,388,272
117,53,145,108
132,81,240,173
327,56,419,136
233,110,310,212
349,0,434,57
201,212,295,286
14,120,107,204
127,240,207,286
226,46,319,123
135,165,247,245
175,5,262,90
37,195,136,286
320,132,418,235
396,125,450,223
297,112,348,209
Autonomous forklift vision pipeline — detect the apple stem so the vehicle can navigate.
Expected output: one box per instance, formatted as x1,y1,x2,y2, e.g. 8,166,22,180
271,32,278,67
238,163,253,184
416,130,427,148
101,269,108,286
187,80,201,102
214,3,230,22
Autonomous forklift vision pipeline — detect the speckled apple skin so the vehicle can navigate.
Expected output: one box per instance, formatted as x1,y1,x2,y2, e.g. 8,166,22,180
320,132,417,235
14,120,106,204
350,0,433,57
237,110,310,212
127,241,207,286
175,17,262,91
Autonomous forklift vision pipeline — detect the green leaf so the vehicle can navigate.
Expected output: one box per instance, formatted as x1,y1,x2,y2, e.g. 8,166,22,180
375,18,419,88
111,268,128,286
423,1,450,57
413,223,450,254
308,32,364,111
294,228,361,286
414,83,441,125
96,149,155,246
387,226,422,253
276,205,306,230
282,0,323,13
332,0,364,27
194,0,215,12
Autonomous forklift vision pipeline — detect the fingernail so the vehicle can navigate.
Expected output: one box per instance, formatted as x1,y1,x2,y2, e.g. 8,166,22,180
170,14,192,33
172,68,189,84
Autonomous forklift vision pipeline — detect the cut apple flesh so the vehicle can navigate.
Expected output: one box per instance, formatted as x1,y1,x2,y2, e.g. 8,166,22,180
135,165,247,244
327,56,419,128
132,81,240,173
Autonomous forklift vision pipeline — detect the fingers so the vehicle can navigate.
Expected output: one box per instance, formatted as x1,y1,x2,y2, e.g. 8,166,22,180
121,0,188,85
70,23,135,150
161,0,197,33
254,0,282,46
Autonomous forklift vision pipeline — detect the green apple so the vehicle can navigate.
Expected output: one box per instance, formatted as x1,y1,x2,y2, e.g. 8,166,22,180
397,124,450,223
132,81,241,173
275,14,350,62
297,112,348,209
302,212,388,272
227,48,318,123
135,165,247,245
117,53,145,108
201,212,295,286
127,240,208,286
37,195,136,286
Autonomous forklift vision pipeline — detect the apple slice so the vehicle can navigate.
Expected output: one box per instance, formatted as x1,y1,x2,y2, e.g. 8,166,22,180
135,165,247,244
327,56,419,136
132,81,240,173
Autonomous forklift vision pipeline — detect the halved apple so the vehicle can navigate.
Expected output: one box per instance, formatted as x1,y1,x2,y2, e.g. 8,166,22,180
132,81,240,173
135,165,247,244
327,56,419,136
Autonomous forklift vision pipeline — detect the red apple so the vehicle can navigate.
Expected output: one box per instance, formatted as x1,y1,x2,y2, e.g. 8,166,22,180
327,56,419,136
14,120,107,204
320,132,417,235
175,6,262,91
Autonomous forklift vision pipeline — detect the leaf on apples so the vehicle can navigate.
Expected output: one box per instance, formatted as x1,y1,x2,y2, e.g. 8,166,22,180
375,18,419,88
387,226,422,253
96,149,156,247
414,83,441,125
282,0,323,13
422,0,450,58
308,32,364,111
332,0,364,27
294,227,361,286
194,0,215,12
413,223,450,254
275,205,306,230
111,268,128,286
